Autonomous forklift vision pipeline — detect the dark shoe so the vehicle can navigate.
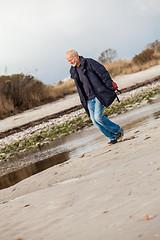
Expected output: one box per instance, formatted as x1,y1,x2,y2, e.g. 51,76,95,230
107,139,117,146
116,128,124,142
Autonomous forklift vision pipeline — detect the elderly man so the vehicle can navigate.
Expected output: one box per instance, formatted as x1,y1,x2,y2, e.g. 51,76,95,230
66,49,123,145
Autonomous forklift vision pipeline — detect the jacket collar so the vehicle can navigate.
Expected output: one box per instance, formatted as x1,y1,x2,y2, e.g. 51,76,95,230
70,56,86,75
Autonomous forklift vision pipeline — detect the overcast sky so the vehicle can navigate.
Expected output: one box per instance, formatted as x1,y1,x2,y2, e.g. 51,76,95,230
0,0,159,85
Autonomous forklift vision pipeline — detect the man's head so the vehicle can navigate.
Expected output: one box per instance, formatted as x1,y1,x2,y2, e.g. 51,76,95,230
66,49,80,67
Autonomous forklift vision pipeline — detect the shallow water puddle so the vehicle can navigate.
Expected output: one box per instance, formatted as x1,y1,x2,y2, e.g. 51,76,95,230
0,101,160,189
0,151,69,189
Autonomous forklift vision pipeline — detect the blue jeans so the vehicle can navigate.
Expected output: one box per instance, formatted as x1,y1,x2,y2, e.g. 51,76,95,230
87,97,120,140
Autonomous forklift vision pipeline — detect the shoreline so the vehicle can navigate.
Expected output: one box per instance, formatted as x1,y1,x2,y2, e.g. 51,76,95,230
0,83,160,163
0,87,160,182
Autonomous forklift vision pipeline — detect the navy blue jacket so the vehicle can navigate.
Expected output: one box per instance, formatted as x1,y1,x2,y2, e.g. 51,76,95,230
70,56,116,116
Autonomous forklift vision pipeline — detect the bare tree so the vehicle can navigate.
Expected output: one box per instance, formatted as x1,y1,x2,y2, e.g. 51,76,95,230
146,39,160,49
98,49,117,63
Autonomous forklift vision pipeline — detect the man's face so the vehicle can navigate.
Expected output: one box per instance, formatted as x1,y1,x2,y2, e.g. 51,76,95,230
66,52,80,67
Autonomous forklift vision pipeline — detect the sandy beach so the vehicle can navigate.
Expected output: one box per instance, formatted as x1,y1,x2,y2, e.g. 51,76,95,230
0,118,160,240
0,66,160,240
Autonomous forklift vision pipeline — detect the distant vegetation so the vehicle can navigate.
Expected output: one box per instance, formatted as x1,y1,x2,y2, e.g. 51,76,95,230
0,40,160,120
98,49,117,63
103,40,160,77
0,75,76,119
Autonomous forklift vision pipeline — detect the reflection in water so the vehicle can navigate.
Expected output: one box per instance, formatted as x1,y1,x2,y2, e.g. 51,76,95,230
0,102,160,190
0,151,69,190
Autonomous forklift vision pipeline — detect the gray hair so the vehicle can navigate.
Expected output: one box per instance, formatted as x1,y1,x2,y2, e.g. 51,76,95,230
67,49,78,57
72,49,78,56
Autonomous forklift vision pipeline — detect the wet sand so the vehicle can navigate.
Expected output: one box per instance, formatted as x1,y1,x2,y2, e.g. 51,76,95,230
0,118,160,240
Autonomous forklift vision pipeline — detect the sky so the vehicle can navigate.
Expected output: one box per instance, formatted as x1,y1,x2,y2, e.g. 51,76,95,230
0,0,160,85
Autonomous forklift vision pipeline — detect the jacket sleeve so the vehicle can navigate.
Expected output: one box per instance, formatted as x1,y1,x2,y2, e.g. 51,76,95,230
87,58,114,90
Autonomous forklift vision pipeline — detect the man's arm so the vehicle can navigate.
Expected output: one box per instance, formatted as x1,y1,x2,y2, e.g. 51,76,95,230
87,58,114,89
